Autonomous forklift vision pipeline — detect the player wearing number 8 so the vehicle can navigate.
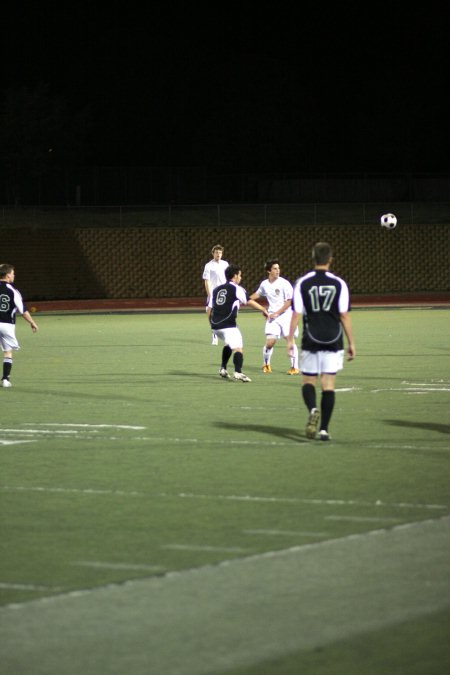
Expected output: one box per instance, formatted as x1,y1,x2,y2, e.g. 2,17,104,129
287,243,355,440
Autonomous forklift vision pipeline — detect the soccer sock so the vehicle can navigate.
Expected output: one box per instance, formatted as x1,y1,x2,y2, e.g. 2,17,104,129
263,346,273,364
3,358,12,380
221,345,232,368
233,351,244,373
302,383,316,411
290,344,298,369
320,390,335,432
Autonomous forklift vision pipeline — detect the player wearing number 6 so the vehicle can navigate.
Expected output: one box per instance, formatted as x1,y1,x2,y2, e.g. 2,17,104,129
0,263,39,388
287,243,355,440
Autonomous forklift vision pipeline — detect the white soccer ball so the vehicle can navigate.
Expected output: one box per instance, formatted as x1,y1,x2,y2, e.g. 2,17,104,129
380,213,397,229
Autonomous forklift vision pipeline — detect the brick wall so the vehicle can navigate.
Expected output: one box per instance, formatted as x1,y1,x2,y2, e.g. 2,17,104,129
5,223,449,300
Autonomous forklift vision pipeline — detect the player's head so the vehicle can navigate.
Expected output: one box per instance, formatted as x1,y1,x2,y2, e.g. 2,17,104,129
211,245,224,259
225,264,241,282
312,243,332,266
265,258,280,273
0,264,14,280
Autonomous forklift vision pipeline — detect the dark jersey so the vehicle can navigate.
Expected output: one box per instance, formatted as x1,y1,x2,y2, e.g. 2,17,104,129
292,270,350,352
209,281,248,330
0,281,26,324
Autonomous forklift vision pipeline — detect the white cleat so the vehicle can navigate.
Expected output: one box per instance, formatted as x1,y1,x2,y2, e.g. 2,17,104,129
233,372,252,382
219,368,231,379
2,379,12,388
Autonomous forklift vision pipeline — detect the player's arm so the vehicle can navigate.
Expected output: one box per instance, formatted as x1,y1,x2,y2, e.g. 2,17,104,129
340,312,355,360
286,310,300,352
22,310,38,332
270,298,292,319
204,279,212,299
246,298,269,318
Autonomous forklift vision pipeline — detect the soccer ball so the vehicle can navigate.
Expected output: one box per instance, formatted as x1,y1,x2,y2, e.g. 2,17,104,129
380,213,397,229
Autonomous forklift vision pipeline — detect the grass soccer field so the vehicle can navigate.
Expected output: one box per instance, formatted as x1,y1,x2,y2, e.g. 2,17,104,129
1,307,449,674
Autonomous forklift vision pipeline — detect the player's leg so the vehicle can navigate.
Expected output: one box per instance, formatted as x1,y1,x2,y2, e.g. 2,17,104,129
300,351,320,438
317,351,344,440
2,349,13,387
262,336,276,373
319,373,336,440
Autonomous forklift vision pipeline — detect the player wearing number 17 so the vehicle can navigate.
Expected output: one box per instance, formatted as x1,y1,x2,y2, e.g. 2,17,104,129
287,243,355,440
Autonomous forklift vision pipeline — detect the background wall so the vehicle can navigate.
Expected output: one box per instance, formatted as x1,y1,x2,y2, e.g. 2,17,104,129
5,221,449,300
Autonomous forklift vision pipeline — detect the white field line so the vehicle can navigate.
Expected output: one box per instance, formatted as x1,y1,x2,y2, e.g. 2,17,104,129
371,387,450,393
24,423,147,430
162,544,251,553
0,440,36,446
0,582,64,592
325,515,402,523
1,485,448,510
73,561,164,572
244,529,330,537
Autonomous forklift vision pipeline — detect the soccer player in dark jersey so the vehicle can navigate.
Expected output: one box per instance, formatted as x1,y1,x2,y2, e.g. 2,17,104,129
287,243,355,440
0,264,39,388
207,264,269,382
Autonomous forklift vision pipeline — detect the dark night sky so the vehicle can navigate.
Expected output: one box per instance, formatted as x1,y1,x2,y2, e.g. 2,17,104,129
3,3,449,173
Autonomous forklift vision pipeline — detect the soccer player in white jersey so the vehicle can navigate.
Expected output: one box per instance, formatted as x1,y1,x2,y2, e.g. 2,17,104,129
0,264,39,387
202,244,229,345
250,259,299,375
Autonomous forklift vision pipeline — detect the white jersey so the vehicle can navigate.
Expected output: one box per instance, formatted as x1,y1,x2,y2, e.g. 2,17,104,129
254,276,293,313
202,259,229,292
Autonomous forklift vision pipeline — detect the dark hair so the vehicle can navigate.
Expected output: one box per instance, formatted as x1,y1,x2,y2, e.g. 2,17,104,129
0,264,14,278
265,258,279,272
225,264,240,281
312,243,332,265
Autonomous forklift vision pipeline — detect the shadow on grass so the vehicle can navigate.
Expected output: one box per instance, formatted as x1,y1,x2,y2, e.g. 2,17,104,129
384,419,450,435
214,421,309,444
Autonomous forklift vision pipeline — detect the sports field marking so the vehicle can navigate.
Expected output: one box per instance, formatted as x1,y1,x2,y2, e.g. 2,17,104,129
1,516,449,675
73,561,164,572
0,440,36,446
325,515,402,523
162,544,251,553
244,529,330,537
2,485,447,510
0,583,64,592
24,423,147,430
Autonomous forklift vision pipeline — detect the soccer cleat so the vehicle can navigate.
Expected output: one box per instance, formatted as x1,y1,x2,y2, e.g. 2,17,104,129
262,364,272,373
212,334,219,345
287,367,300,375
234,372,252,382
2,379,12,388
319,430,330,441
305,408,320,439
219,368,231,379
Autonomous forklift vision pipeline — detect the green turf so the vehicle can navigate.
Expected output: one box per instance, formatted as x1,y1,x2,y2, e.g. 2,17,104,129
0,308,449,674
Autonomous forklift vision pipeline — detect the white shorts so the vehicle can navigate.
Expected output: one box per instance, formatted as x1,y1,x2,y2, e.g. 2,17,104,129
0,323,20,352
301,350,344,375
214,327,243,350
265,312,298,340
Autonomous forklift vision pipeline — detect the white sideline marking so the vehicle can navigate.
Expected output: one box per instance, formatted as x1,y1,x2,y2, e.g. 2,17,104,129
162,544,251,553
0,440,36,446
24,423,147,430
244,529,329,537
171,492,449,511
325,515,402,523
2,485,448,510
73,561,164,572
0,583,64,592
